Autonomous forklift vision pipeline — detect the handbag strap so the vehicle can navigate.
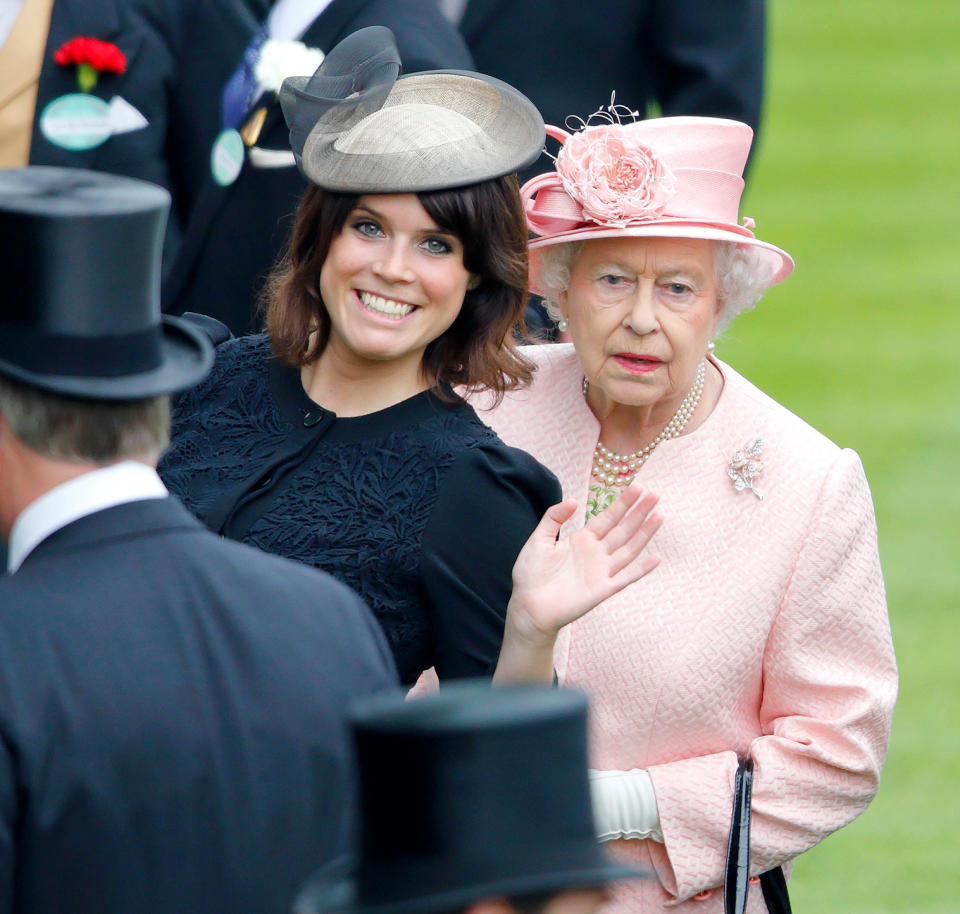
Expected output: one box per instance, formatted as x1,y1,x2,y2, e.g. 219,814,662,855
724,758,754,914
724,758,792,914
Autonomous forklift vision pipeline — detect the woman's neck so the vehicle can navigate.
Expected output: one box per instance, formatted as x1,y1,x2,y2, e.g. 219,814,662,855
589,360,723,456
301,347,431,417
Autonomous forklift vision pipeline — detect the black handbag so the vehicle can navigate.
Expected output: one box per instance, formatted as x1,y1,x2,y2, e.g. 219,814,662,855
724,759,792,914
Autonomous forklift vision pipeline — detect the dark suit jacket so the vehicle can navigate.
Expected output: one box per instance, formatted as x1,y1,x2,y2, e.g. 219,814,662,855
162,0,473,332
0,495,397,914
461,0,765,182
29,0,260,270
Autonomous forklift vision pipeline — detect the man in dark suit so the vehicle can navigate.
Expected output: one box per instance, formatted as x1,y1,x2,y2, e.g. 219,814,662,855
162,0,473,332
1,0,261,270
0,166,397,914
456,0,765,178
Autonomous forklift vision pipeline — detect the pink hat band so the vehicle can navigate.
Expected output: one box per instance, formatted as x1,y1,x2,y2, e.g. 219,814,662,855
523,168,752,239
520,116,794,293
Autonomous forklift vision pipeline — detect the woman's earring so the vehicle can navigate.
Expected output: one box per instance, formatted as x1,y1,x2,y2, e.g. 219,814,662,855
467,276,480,291
707,340,716,354
557,318,569,332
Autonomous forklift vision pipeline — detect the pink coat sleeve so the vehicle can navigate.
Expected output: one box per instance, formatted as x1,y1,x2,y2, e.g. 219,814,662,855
646,448,897,900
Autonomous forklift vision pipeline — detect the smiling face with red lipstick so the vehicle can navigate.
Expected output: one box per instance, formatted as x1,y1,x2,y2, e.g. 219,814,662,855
559,236,723,435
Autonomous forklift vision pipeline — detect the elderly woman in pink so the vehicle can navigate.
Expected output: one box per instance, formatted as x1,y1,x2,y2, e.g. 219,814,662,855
490,114,898,913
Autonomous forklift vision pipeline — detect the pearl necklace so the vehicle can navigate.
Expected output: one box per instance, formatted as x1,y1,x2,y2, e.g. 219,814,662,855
589,360,706,488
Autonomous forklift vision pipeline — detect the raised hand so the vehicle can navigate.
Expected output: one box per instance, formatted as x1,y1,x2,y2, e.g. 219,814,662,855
495,480,662,682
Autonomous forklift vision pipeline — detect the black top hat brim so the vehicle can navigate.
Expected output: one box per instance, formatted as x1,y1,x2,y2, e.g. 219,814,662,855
295,858,649,914
0,315,213,400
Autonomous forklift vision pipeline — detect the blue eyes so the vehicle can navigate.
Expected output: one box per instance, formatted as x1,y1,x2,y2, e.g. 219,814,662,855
422,237,452,255
353,220,382,238
351,219,453,254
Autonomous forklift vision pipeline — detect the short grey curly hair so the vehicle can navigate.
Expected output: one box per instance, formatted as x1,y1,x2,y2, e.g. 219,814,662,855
535,239,777,334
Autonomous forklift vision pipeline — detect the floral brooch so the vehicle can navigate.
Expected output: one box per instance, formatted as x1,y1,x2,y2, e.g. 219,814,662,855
728,438,765,500
54,37,127,92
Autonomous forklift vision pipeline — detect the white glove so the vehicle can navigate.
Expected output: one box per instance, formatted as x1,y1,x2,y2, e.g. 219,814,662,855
589,768,663,843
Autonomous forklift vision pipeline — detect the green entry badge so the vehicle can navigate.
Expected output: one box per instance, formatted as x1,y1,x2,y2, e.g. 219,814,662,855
210,128,245,186
40,93,112,151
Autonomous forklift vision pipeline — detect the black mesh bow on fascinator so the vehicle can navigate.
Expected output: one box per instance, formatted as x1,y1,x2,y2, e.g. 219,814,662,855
278,26,545,193
279,26,401,178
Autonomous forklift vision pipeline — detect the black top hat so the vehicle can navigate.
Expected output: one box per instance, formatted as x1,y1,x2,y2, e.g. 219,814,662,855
295,683,646,914
0,166,211,399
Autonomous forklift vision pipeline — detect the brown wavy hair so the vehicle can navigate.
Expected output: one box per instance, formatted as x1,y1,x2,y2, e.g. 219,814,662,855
264,177,534,402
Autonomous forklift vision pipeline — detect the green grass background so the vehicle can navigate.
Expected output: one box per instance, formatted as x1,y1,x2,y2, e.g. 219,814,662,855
718,1,960,910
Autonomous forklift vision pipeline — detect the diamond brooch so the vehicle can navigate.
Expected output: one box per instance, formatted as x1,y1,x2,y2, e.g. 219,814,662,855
728,438,765,500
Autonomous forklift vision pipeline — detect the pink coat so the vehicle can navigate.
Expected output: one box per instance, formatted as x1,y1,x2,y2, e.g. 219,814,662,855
477,345,897,914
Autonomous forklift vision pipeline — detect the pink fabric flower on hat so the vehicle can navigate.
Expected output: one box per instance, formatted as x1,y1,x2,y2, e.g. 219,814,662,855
556,125,677,227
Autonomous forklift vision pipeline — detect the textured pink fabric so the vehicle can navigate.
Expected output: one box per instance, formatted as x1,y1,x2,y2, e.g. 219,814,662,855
475,345,897,914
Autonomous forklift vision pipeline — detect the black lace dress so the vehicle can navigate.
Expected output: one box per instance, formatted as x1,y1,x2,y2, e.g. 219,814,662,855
159,336,560,685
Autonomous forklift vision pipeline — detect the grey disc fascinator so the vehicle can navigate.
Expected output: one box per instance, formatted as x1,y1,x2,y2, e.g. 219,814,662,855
279,26,545,193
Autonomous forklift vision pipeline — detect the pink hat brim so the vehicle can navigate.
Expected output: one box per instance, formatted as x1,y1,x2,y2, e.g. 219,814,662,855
528,222,794,299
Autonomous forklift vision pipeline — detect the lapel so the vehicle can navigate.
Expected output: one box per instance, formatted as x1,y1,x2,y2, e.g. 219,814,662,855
21,496,203,568
47,0,121,43
32,0,149,164
459,0,514,39
38,0,122,96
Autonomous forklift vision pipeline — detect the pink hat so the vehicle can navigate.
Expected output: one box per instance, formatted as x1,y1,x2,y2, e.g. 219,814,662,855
521,115,794,297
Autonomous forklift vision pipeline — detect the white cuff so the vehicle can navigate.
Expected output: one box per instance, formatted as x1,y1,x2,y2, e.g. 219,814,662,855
589,768,663,843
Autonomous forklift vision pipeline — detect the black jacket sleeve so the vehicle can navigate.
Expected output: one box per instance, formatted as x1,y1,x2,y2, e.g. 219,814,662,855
418,443,560,681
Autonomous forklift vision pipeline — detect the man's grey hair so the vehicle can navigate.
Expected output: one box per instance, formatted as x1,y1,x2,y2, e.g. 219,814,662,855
0,375,170,464
536,239,777,334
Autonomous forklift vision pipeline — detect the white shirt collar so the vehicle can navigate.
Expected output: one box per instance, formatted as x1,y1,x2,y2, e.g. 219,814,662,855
6,461,168,573
267,0,335,41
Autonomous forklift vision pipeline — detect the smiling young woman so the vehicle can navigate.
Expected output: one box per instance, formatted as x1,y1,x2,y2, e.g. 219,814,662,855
267,178,532,417
157,28,576,686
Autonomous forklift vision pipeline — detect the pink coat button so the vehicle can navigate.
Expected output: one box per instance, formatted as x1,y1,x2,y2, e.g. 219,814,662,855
693,890,713,901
